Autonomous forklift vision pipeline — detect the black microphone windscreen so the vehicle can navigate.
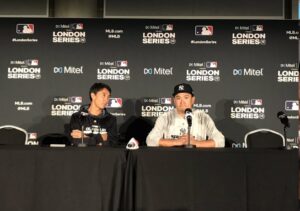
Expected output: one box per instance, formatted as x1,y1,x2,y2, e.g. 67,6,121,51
277,111,290,128
185,108,192,127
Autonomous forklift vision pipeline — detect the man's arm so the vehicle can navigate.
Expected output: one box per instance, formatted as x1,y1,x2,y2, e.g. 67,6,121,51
159,136,187,147
69,113,85,139
146,115,167,146
201,113,225,148
106,115,119,145
191,139,215,148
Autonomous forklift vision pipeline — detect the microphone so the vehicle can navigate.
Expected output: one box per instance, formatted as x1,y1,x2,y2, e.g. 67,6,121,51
185,108,192,127
277,111,290,128
184,108,196,148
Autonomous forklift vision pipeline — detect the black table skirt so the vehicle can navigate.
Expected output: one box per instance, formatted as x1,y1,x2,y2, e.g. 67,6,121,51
0,146,127,211
126,148,298,211
0,146,298,211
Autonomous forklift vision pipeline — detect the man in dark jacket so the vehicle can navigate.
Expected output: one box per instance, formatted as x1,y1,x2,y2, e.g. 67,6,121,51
69,82,118,146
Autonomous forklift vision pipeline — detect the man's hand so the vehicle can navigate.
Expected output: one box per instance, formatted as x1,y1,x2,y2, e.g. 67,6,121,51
70,129,86,139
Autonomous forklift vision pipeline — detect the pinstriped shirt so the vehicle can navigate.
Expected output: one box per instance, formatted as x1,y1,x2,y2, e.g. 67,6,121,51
146,109,225,147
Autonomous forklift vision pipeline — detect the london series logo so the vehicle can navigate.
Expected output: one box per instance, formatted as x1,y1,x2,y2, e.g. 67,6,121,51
231,99,265,119
8,59,41,79
186,61,220,82
51,96,82,116
97,60,130,81
53,23,86,43
232,25,266,45
143,24,176,45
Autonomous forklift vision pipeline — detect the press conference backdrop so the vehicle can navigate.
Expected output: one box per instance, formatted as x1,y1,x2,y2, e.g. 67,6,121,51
0,18,298,145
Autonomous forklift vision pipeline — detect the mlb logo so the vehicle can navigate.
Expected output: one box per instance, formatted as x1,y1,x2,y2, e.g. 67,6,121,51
285,100,299,111
26,59,39,66
75,23,84,30
28,133,37,139
162,24,173,31
251,25,263,32
160,98,172,105
195,25,213,36
70,23,83,30
70,96,82,103
206,61,218,68
108,98,122,108
16,24,34,34
116,60,128,67
251,99,263,106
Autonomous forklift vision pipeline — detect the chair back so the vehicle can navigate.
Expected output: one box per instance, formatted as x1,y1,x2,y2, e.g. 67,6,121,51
0,125,28,145
244,128,285,149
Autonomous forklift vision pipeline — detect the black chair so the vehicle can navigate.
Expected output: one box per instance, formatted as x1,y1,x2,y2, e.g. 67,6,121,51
244,128,285,149
0,125,28,145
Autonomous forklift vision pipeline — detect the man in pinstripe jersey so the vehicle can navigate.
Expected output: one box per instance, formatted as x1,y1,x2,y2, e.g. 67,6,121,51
146,83,225,148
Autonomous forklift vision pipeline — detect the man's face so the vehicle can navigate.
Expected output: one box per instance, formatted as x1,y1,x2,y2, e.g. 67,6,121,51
173,92,195,113
91,88,111,110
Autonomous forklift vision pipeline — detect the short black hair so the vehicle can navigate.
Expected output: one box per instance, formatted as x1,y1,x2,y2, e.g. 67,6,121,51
89,82,111,101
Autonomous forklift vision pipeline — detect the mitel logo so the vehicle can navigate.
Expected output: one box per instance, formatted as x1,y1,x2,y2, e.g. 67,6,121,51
233,68,263,76
285,100,299,111
143,67,173,76
107,98,123,108
195,25,213,36
53,66,83,74
16,24,34,34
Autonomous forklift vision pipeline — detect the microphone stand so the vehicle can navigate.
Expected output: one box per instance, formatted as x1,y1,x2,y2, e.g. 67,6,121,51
185,125,196,148
78,125,87,147
283,125,289,149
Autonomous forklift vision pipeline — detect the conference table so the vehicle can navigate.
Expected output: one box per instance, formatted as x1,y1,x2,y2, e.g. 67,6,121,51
0,146,298,211
0,146,127,211
125,147,298,211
